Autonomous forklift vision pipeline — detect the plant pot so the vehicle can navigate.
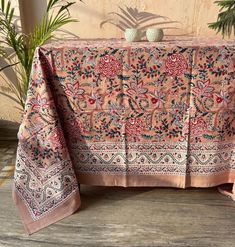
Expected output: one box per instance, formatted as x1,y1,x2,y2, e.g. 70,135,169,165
146,28,164,42
19,0,47,34
124,28,140,42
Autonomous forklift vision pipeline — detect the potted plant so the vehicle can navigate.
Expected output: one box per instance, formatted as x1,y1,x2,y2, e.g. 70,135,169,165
0,0,81,109
208,0,235,38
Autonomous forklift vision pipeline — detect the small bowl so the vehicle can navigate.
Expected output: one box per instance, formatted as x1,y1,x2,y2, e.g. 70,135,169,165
146,28,164,42
125,28,140,42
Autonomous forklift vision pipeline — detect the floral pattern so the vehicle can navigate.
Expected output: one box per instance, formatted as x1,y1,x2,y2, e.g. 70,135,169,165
64,82,85,99
126,117,146,139
14,38,235,234
165,53,188,76
96,54,121,78
192,79,214,98
215,90,231,107
30,93,50,110
48,127,66,149
151,90,166,108
190,117,208,137
127,81,148,98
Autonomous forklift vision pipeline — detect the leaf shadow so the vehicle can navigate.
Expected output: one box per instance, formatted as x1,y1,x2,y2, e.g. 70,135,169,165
100,5,187,38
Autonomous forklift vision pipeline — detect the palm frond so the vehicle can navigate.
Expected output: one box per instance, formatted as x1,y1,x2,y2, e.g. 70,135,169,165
208,0,235,38
215,0,235,9
47,0,61,12
0,0,79,109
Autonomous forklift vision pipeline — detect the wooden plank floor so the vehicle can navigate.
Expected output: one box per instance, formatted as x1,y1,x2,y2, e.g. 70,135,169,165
0,120,19,142
0,142,235,247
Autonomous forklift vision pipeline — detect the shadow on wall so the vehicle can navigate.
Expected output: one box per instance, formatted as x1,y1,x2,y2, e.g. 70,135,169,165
100,6,193,38
53,29,80,40
0,55,22,112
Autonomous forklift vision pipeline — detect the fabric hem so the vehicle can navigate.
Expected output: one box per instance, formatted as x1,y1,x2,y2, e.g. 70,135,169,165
12,184,81,235
77,172,235,188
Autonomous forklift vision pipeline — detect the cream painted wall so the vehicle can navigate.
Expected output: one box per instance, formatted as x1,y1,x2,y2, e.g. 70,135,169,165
65,0,221,39
0,0,22,123
0,0,224,123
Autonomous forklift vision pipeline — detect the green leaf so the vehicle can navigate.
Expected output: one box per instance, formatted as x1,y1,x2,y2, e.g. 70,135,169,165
203,134,216,140
208,0,235,38
47,0,60,12
142,134,152,139
5,1,10,19
8,7,14,23
1,0,5,12
58,2,76,15
0,0,78,109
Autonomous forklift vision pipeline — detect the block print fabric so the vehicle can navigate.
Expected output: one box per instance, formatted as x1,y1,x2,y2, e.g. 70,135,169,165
13,38,235,234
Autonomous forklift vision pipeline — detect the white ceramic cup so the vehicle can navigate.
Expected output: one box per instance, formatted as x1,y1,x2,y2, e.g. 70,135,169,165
146,28,164,42
125,28,140,42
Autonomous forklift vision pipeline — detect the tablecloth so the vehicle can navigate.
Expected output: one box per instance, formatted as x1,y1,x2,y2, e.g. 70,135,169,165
13,38,235,234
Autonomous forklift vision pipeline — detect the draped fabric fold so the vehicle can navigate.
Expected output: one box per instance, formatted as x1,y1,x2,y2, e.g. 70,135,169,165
13,48,81,234
13,38,235,234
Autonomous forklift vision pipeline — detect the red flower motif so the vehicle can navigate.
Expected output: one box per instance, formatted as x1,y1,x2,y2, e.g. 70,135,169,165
190,117,208,137
126,117,146,137
67,118,87,139
97,54,121,78
151,98,158,104
88,98,96,104
49,128,66,149
151,90,166,108
216,97,223,103
215,90,230,107
88,91,103,109
165,54,188,76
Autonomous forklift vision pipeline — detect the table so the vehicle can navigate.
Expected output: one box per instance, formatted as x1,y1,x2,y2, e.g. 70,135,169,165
13,38,235,234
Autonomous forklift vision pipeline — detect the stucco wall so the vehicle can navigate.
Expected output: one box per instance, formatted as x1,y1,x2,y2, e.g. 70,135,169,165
66,0,221,39
0,0,22,123
0,0,223,123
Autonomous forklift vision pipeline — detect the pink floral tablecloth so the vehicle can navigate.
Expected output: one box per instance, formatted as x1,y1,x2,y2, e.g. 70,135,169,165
13,38,235,234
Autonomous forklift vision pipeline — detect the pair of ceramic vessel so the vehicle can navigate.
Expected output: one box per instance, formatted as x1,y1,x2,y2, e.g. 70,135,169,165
125,28,164,42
